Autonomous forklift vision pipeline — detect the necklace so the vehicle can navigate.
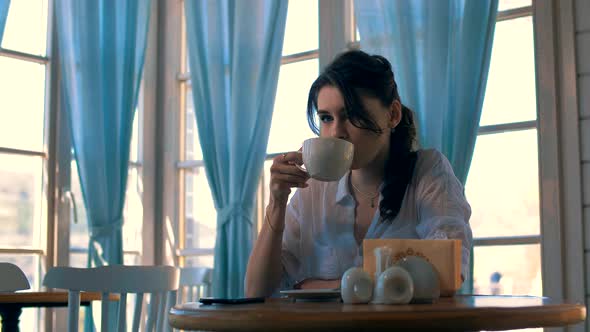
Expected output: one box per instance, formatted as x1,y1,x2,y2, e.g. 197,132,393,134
350,180,380,208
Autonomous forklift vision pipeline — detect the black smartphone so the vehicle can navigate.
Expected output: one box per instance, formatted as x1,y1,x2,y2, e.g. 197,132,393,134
198,297,265,305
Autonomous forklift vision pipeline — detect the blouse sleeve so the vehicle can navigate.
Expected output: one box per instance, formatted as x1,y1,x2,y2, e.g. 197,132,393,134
414,150,473,280
278,191,306,291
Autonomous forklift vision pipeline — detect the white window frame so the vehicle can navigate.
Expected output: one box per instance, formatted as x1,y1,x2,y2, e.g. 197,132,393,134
533,0,585,309
0,0,53,287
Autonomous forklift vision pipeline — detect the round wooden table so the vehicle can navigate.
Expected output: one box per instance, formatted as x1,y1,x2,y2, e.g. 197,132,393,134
0,291,118,332
169,295,586,331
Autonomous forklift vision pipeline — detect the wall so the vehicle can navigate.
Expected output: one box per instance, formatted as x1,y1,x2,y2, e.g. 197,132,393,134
577,0,590,330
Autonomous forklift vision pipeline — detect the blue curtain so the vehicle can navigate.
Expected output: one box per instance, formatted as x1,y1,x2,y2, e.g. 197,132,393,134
184,0,287,298
0,0,10,44
355,0,498,185
55,0,151,329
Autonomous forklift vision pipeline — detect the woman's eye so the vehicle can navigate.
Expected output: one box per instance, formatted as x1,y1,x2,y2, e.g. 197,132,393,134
319,115,333,123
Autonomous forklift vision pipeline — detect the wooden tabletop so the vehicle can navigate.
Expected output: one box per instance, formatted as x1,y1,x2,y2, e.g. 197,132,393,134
169,295,586,331
0,291,118,308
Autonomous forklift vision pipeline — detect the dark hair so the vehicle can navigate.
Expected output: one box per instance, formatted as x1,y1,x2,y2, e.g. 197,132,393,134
306,50,418,221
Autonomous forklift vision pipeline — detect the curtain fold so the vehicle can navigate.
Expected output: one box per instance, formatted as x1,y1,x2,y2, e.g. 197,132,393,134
355,0,498,185
0,0,10,44
184,0,288,298
55,0,151,329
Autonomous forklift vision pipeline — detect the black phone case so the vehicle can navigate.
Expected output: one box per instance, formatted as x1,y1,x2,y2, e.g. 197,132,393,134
198,297,265,305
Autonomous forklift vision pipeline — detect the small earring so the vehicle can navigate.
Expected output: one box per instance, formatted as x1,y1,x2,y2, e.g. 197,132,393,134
391,127,396,134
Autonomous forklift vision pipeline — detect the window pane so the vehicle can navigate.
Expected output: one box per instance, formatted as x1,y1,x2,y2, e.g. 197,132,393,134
184,167,216,250
267,59,318,154
185,87,204,161
123,167,143,252
473,244,541,296
0,254,41,289
70,161,89,256
129,110,141,163
0,57,46,151
466,129,540,238
70,252,139,268
283,0,318,56
69,252,87,268
479,16,536,126
0,255,43,332
498,0,531,11
185,255,214,268
0,154,44,247
123,254,140,265
1,0,48,55
70,161,143,260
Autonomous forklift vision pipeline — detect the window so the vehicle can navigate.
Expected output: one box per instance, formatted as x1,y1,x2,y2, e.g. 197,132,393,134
0,0,50,331
351,0,539,296
69,109,144,268
176,0,541,300
1,1,146,330
465,1,542,296
179,0,320,267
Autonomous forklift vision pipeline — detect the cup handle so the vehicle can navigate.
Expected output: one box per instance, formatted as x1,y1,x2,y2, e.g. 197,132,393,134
294,164,307,173
294,151,308,174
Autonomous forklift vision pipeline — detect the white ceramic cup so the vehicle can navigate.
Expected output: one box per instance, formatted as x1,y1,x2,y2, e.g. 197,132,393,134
395,256,440,303
372,266,414,305
298,137,354,182
340,267,373,304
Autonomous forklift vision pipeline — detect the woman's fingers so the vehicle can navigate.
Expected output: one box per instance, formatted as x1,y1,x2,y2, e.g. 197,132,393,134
273,174,309,187
282,151,303,165
275,151,303,167
269,150,309,202
271,157,308,179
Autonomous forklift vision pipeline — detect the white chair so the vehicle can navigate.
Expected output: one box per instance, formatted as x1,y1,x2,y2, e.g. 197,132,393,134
0,262,30,292
164,266,213,332
43,265,179,332
177,267,213,302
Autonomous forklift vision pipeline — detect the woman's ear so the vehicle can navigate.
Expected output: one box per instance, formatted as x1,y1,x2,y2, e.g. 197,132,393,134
389,100,402,129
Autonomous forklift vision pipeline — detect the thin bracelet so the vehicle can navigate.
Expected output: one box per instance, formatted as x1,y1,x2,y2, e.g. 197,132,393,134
265,214,284,234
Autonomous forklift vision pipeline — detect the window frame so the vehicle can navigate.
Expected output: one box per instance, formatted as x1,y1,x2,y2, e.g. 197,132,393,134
0,0,53,280
174,1,542,276
1,3,151,329
166,0,582,305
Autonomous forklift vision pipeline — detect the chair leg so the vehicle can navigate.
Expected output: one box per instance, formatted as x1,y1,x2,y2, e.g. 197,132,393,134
101,292,110,332
68,291,80,332
163,291,177,332
117,293,127,332
132,293,144,332
156,293,166,332
145,293,159,331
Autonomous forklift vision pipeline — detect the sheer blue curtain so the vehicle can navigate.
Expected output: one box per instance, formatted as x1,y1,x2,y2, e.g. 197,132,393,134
184,0,287,298
55,0,151,329
0,0,9,43
355,0,498,184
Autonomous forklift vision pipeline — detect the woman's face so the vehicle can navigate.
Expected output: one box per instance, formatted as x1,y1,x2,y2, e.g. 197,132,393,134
316,85,400,170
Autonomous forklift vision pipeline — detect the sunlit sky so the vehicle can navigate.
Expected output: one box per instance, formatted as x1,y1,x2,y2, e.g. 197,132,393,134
0,0,542,295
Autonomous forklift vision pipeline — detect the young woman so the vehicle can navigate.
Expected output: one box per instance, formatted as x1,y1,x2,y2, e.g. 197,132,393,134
245,50,472,297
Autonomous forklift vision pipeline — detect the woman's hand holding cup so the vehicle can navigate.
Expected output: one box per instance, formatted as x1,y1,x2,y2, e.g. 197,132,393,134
269,151,310,204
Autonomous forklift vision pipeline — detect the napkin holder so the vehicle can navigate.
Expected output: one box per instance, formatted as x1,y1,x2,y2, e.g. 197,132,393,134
363,239,462,297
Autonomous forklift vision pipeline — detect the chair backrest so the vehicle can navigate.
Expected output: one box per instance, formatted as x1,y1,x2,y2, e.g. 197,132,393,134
43,265,179,332
0,262,30,292
177,267,213,303
166,267,213,332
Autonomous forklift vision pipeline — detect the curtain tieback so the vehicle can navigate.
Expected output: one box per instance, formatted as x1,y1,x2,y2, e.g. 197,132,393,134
89,218,124,239
218,204,253,228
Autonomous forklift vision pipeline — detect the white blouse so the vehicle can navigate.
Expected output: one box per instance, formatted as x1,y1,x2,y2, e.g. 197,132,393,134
279,149,472,291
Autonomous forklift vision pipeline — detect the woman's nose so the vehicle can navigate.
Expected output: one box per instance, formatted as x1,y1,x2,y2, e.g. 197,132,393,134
331,120,348,140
